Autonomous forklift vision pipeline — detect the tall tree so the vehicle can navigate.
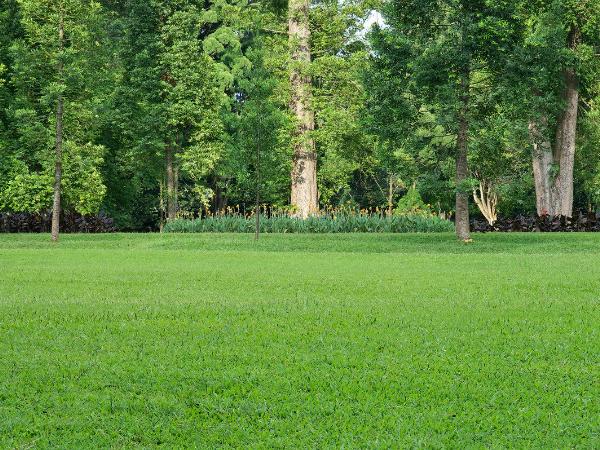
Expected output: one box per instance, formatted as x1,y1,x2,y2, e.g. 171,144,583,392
100,0,250,225
160,3,225,219
14,0,107,240
99,0,165,230
311,0,375,208
288,0,318,217
519,0,600,217
160,0,252,219
371,0,522,240
0,0,22,197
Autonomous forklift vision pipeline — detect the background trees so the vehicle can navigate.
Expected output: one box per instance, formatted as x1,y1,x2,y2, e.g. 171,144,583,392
9,0,109,240
369,0,526,239
501,0,600,217
0,0,599,234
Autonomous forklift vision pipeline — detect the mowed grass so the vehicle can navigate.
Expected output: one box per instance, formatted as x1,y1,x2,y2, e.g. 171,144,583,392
0,233,599,448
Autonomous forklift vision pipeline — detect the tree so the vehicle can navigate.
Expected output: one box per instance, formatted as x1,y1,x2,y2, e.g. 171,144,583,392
0,0,22,198
512,0,600,217
288,0,318,217
371,0,523,240
13,0,108,241
2,0,599,232
235,39,286,239
160,3,225,219
220,27,290,212
97,0,165,230
99,0,250,226
310,0,375,209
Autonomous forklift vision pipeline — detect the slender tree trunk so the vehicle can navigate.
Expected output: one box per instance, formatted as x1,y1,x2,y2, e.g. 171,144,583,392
255,138,261,241
387,175,394,216
288,0,317,218
529,118,556,216
51,14,64,242
165,144,177,220
455,65,471,241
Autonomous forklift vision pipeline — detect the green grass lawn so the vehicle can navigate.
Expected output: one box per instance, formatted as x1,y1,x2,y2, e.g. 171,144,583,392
1,233,599,448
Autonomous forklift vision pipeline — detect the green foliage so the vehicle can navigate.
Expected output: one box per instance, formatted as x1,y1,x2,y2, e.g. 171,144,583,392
160,3,229,203
164,212,454,233
62,142,107,215
576,103,600,207
2,0,109,215
0,172,53,212
1,0,600,227
310,1,374,206
220,38,290,208
394,187,433,217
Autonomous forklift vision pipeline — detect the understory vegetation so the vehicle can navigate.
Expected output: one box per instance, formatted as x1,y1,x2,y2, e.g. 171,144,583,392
0,233,598,447
163,212,454,233
1,1,599,240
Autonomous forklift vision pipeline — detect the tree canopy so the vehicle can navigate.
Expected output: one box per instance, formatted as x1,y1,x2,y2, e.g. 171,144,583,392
0,0,599,237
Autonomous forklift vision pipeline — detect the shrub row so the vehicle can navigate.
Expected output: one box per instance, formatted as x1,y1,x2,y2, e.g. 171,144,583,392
0,212,116,233
471,212,600,232
163,214,455,233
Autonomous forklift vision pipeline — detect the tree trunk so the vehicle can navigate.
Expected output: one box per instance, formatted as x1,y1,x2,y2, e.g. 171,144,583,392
387,175,394,216
165,145,178,220
255,137,261,241
455,66,471,241
288,0,317,218
529,118,556,216
552,65,579,217
530,26,579,218
51,14,64,242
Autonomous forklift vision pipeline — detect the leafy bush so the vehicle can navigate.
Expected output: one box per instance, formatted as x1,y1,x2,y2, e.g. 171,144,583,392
0,212,116,233
0,173,54,212
163,213,454,233
471,212,600,232
394,187,433,217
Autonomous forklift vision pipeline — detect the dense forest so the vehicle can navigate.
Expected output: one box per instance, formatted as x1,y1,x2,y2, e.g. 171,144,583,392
1,0,599,238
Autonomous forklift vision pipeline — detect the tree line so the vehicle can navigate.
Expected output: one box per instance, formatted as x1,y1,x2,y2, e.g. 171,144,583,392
0,0,599,240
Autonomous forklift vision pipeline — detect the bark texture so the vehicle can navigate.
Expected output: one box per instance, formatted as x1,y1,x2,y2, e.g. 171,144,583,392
288,0,317,218
553,66,579,217
51,15,64,242
455,66,471,241
165,144,178,220
530,27,580,217
530,118,557,215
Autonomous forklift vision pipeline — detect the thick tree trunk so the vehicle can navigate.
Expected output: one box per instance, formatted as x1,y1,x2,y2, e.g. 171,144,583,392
552,66,578,217
165,145,178,220
530,27,579,217
455,66,471,241
288,0,317,218
51,15,64,242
